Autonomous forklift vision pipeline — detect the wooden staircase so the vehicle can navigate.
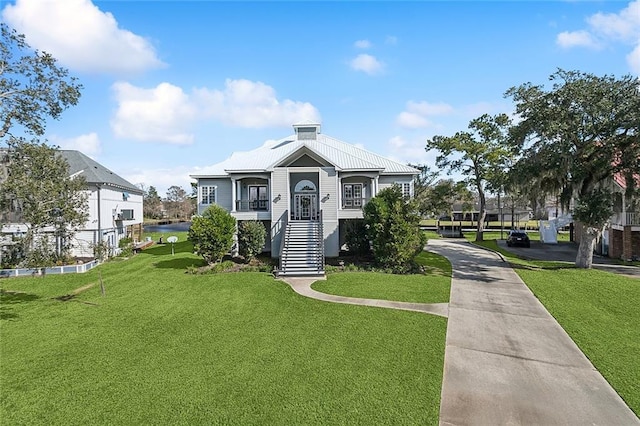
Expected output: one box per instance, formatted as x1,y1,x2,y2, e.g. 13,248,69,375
278,220,325,277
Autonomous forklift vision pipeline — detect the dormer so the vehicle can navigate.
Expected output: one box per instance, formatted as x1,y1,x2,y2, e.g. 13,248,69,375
293,122,321,141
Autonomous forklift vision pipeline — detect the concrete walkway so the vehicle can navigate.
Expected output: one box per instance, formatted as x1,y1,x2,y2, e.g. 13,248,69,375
428,239,639,425
282,277,449,318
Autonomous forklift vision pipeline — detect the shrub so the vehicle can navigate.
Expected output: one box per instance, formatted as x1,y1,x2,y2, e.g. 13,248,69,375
188,205,236,265
363,186,428,274
118,237,133,257
238,220,266,261
344,219,370,255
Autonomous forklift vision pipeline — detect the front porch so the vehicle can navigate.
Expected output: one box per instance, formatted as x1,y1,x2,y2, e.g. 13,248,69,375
231,177,270,220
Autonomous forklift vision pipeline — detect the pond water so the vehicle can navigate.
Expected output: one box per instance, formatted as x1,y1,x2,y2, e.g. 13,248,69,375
143,222,191,233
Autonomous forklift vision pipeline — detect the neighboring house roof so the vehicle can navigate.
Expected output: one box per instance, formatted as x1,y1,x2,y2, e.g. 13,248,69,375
613,171,640,191
191,126,418,178
59,150,142,194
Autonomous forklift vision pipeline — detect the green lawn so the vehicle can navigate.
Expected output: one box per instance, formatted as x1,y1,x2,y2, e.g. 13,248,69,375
312,252,451,303
0,234,447,425
471,239,640,416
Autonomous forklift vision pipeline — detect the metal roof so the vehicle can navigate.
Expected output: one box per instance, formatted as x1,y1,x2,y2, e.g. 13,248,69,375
59,150,142,194
191,128,418,178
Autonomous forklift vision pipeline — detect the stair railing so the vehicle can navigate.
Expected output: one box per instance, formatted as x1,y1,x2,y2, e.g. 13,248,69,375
278,210,289,274
317,210,325,273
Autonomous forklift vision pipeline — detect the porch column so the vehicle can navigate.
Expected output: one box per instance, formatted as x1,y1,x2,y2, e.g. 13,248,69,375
374,176,379,196
370,177,375,200
231,178,237,212
338,177,342,210
267,177,271,212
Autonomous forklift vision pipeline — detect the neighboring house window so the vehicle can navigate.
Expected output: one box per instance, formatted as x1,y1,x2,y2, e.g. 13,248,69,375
201,186,216,205
120,209,134,220
396,182,412,198
343,183,363,208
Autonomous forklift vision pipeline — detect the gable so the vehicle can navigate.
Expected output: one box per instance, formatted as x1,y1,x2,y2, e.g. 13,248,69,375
287,154,327,168
273,146,336,169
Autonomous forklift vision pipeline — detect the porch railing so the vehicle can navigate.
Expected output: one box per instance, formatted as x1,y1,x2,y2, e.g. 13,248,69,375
342,197,369,209
235,200,268,212
626,212,639,225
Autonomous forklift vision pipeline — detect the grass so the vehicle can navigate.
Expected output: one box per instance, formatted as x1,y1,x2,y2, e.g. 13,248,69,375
313,251,451,303
518,267,640,415
0,232,447,425
470,238,640,415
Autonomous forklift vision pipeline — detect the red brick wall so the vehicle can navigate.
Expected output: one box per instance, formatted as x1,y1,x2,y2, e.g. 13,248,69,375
609,229,624,259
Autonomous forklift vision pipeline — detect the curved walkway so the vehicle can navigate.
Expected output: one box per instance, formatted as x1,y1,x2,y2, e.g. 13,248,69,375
282,277,449,318
428,239,639,425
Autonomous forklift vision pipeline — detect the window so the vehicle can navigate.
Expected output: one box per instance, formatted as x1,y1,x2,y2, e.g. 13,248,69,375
120,209,134,220
396,182,412,198
343,183,363,208
201,186,216,205
249,185,268,210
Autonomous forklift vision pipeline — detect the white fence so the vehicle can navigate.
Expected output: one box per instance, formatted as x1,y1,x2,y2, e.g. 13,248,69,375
0,260,99,278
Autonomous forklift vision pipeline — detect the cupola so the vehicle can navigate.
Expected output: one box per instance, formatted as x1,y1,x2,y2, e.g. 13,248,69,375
293,122,321,141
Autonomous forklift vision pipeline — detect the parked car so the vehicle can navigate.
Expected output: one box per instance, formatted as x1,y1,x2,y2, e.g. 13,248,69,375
506,230,531,248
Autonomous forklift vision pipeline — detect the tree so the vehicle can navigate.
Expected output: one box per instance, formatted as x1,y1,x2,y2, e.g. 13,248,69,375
0,24,84,267
143,185,163,219
188,205,236,265
237,220,266,261
0,140,88,267
165,185,193,219
506,69,640,268
1,23,82,139
426,113,514,241
363,186,427,273
410,164,439,217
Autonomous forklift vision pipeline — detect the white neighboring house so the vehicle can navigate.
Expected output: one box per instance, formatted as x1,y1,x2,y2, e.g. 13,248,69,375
190,123,419,276
1,150,143,258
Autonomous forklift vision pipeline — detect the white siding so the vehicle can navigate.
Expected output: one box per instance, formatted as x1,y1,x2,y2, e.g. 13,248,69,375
197,178,232,213
270,168,289,257
378,175,413,192
320,167,339,257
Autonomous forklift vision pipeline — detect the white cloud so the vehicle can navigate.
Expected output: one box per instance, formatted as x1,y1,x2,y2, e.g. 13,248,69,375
627,43,640,74
587,1,640,42
350,54,384,75
556,0,640,74
111,82,197,145
396,101,453,129
556,30,601,49
1,0,164,75
386,135,434,165
194,79,320,128
354,39,372,49
385,35,398,45
50,133,102,157
406,101,454,116
110,79,321,143
396,112,431,129
125,165,196,197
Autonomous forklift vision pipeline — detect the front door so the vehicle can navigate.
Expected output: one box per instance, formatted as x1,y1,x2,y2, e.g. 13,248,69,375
294,194,317,220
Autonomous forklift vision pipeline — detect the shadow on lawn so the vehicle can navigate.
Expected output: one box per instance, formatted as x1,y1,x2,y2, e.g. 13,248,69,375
0,290,40,320
142,241,193,256
154,257,206,270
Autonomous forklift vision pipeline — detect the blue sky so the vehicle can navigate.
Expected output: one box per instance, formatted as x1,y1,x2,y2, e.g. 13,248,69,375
2,1,639,196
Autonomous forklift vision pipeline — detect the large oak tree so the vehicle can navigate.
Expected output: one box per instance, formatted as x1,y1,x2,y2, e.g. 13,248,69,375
506,69,640,268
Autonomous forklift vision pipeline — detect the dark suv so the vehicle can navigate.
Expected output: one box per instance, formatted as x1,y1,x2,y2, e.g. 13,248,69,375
506,230,531,248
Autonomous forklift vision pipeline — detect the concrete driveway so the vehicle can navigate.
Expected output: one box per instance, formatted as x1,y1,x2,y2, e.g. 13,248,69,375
497,239,640,278
428,239,639,425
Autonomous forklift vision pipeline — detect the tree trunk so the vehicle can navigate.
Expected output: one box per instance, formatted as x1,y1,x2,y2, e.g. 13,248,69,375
476,190,486,241
575,227,598,268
